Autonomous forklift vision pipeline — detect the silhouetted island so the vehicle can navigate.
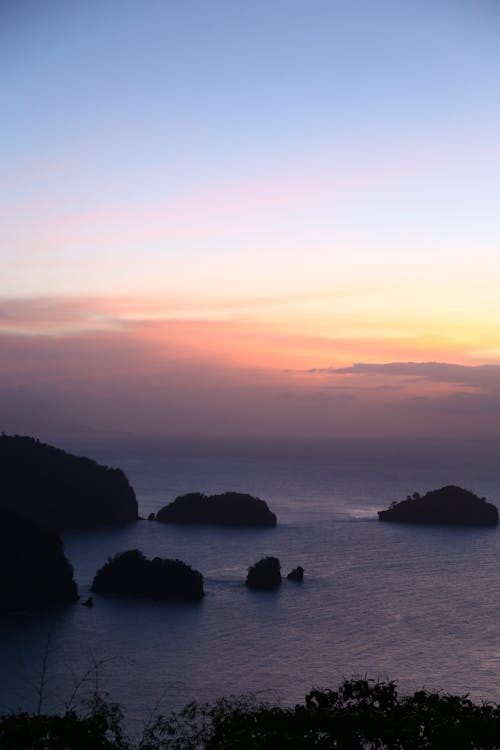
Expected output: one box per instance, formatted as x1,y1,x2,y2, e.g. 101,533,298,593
246,556,282,589
91,549,204,601
378,485,498,526
0,434,138,530
155,491,277,527
0,511,78,611
287,565,304,582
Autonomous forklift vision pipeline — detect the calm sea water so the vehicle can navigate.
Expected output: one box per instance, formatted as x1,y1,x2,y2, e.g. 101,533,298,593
2,436,500,732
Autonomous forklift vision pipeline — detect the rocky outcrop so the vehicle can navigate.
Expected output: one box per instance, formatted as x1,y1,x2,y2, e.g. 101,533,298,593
0,511,78,611
245,556,281,589
378,485,498,526
91,549,204,601
156,491,277,527
287,566,304,582
0,434,138,530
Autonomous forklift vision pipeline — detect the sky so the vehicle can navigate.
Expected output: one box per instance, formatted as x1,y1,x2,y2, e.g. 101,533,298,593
1,0,500,439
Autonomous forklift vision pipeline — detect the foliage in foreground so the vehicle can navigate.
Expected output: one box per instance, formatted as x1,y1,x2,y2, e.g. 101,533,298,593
3,678,500,749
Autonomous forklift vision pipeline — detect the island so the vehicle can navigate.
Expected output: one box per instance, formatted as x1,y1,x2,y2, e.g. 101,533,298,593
287,566,304,582
378,485,498,526
0,434,138,530
155,491,277,527
91,549,204,601
245,556,282,589
0,511,78,611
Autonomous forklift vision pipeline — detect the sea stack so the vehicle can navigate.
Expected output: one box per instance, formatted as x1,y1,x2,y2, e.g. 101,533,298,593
246,556,282,589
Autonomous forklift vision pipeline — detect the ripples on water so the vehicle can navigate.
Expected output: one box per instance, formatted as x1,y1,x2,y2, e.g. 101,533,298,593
1,436,500,730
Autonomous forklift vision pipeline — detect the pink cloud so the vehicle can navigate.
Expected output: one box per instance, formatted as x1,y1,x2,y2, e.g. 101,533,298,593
2,296,499,440
2,315,500,439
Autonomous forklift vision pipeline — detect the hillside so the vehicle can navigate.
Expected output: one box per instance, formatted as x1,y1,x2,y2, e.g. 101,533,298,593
0,434,138,529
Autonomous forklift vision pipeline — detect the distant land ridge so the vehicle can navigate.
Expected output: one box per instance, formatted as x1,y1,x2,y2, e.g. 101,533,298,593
155,491,277,526
0,434,138,529
378,485,498,526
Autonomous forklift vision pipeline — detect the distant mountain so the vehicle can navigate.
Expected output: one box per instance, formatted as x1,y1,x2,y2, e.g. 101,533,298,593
378,485,498,526
155,491,277,527
0,510,78,611
0,434,138,530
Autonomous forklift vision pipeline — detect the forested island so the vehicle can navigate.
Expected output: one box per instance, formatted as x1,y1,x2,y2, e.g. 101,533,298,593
0,434,138,529
378,485,498,526
92,549,204,601
155,491,277,527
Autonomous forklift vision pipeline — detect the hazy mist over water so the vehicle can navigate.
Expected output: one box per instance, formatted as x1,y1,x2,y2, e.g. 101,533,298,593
2,436,500,731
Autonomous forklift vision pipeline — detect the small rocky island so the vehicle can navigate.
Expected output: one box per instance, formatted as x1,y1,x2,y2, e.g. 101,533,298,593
91,549,204,601
378,485,498,526
155,491,277,527
0,511,78,611
246,556,282,589
0,434,138,530
287,565,304,582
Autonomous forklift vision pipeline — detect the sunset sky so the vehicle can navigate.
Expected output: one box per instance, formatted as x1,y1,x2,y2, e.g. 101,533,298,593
2,0,500,438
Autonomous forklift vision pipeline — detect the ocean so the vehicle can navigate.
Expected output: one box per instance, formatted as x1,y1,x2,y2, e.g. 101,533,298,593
2,435,500,733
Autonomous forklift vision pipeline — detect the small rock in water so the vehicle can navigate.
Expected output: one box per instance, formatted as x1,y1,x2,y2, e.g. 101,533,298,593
287,566,304,582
